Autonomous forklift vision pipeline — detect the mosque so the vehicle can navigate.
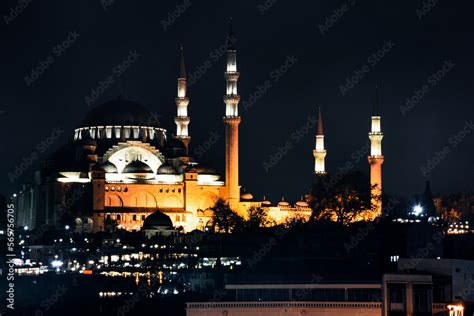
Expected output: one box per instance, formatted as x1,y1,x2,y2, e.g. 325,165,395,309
13,25,384,234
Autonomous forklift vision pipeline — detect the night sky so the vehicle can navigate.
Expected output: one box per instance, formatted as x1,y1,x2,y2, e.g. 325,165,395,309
1,0,473,203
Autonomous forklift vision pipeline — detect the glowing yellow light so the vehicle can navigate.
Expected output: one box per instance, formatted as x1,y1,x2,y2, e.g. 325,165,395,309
448,304,464,316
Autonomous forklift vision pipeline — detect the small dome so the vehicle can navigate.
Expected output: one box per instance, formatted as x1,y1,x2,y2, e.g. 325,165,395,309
261,195,272,206
241,193,254,200
196,164,217,175
157,164,178,175
296,201,309,207
278,196,289,207
142,211,173,229
123,160,153,174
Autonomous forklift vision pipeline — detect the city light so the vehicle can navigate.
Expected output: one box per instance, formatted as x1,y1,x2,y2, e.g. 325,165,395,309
412,204,424,216
448,304,464,316
51,260,63,268
65,225,70,230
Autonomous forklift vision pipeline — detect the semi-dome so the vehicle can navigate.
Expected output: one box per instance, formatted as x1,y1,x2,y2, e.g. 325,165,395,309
81,99,160,127
123,160,153,174
157,164,178,175
142,211,173,229
95,161,118,173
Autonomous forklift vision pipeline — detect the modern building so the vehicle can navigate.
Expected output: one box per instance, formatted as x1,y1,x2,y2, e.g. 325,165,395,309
186,275,454,316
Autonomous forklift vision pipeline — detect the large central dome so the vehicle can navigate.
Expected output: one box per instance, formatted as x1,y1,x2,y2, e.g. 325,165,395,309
82,99,160,127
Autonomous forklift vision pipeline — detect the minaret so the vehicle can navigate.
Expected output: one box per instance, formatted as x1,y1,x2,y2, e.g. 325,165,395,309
174,47,191,154
313,107,327,175
223,20,241,207
368,86,384,217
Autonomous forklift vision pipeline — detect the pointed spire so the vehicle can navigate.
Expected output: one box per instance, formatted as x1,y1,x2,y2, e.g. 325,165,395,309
372,85,380,116
424,180,433,199
317,107,324,135
179,46,186,79
422,180,437,217
226,18,236,50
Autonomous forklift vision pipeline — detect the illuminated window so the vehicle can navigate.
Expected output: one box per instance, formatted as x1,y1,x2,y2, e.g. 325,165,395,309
105,187,109,192
111,187,115,191
118,187,122,192
390,255,400,262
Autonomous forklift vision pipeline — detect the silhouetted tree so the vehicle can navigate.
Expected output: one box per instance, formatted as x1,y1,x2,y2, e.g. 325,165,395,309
246,206,273,230
211,198,244,233
104,217,118,232
309,171,374,225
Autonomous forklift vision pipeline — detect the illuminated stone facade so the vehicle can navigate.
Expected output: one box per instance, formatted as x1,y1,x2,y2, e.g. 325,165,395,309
13,25,383,234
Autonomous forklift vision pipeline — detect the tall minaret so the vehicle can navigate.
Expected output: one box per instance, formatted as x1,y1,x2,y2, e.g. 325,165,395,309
223,20,241,206
313,107,327,175
174,47,191,154
368,86,384,217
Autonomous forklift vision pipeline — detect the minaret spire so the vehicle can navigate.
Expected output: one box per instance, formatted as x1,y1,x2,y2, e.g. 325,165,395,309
313,107,327,175
179,46,186,79
174,46,191,155
373,85,380,116
368,85,384,217
223,19,241,208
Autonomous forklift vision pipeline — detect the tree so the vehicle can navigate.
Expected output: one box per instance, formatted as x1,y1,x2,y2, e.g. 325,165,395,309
246,206,273,230
104,216,118,232
309,171,375,225
211,199,244,233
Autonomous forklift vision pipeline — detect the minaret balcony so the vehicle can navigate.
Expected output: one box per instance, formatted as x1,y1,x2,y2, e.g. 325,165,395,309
223,116,241,124
175,97,190,106
174,116,190,124
225,71,240,81
223,95,240,105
